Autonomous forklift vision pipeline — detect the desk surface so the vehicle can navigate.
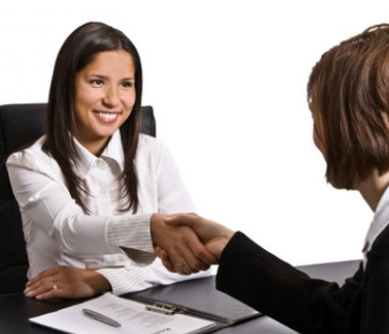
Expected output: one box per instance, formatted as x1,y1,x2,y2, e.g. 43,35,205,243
0,260,359,334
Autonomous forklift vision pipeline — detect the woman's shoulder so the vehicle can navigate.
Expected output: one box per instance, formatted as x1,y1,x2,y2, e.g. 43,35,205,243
136,134,175,170
7,135,54,170
137,133,167,154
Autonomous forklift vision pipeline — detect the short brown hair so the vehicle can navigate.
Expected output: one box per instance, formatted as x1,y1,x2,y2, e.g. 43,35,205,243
308,24,389,189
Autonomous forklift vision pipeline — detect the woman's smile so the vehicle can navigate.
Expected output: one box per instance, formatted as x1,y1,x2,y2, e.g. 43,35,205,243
92,110,122,124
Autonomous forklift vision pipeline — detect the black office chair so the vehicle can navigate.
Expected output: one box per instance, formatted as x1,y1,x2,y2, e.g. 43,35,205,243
0,103,156,294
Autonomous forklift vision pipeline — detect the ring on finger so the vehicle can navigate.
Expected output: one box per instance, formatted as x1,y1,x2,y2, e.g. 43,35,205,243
177,260,187,268
52,283,58,290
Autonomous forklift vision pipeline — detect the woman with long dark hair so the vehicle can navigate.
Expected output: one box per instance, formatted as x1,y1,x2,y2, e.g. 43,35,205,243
7,22,214,299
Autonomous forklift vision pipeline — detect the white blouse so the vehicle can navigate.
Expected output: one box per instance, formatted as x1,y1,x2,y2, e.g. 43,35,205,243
363,185,389,269
6,131,210,295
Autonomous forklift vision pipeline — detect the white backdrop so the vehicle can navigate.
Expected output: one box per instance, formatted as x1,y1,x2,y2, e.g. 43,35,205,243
2,0,389,266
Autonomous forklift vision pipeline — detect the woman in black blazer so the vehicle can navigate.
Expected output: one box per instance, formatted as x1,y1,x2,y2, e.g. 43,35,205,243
160,24,389,333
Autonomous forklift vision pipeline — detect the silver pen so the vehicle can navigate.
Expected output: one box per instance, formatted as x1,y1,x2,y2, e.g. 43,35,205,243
82,308,121,328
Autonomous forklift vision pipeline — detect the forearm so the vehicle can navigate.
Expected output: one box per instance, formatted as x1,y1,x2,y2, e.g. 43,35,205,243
216,232,352,334
9,161,156,259
57,212,156,257
97,265,159,295
97,259,213,296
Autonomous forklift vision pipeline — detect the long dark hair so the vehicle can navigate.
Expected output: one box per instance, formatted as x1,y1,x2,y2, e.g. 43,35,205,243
43,22,143,213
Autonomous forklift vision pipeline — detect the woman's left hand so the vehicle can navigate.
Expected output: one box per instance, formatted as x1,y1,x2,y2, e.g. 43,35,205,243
24,266,111,300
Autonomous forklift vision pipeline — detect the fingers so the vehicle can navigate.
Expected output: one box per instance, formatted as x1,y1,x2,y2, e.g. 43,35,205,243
186,233,218,265
161,241,193,274
152,214,216,275
174,248,201,275
157,248,175,272
180,229,216,271
32,288,62,300
165,213,234,262
26,267,60,287
161,226,216,274
156,234,198,274
24,266,103,300
25,274,62,300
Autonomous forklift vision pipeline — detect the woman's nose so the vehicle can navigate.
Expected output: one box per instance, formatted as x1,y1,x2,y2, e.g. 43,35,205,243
102,87,120,107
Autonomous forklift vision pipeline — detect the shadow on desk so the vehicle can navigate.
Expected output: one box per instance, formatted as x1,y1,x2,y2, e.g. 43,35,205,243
0,260,360,334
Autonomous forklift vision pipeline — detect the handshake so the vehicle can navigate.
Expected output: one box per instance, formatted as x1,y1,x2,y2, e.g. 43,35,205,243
150,213,235,275
24,213,235,301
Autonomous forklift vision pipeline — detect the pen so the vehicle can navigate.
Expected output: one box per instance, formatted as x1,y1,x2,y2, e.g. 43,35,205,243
146,305,175,315
82,308,121,328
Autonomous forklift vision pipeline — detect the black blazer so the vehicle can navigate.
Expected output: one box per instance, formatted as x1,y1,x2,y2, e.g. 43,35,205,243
216,229,389,334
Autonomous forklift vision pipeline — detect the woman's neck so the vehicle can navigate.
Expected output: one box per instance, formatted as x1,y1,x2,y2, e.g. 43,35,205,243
357,169,389,212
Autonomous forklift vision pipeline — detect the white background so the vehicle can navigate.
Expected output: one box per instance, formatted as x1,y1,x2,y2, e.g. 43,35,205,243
1,0,389,266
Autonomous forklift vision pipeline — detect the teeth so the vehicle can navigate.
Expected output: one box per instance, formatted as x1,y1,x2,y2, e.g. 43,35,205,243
97,112,118,121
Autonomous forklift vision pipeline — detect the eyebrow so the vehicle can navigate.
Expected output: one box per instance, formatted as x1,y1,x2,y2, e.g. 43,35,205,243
88,74,135,81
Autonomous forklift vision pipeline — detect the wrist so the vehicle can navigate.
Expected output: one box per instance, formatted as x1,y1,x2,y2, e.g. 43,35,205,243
223,229,234,242
217,230,234,259
88,271,111,295
150,213,164,249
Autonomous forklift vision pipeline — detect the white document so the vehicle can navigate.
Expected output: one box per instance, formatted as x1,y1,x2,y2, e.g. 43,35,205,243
30,293,216,334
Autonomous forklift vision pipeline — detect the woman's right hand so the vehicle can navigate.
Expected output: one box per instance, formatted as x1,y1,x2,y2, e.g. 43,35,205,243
150,213,218,275
24,266,111,300
156,213,235,271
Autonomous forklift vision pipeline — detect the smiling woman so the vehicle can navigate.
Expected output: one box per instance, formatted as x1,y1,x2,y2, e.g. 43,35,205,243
5,22,214,300
74,50,136,155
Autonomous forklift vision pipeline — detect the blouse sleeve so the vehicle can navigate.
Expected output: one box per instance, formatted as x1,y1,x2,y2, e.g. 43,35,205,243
6,151,155,263
96,138,208,295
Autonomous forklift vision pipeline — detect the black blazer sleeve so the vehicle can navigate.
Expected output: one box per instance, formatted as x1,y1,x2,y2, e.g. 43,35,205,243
216,231,389,334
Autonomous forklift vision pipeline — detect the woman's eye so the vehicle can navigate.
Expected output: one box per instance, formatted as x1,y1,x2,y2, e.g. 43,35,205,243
121,81,133,88
90,79,104,86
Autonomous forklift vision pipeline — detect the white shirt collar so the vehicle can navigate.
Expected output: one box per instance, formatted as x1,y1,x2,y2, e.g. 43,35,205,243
362,185,389,268
73,130,125,179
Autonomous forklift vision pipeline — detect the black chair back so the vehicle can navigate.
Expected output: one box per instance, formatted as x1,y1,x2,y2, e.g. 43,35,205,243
0,103,156,293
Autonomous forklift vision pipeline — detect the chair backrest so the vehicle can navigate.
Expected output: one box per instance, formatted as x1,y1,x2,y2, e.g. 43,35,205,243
0,103,156,293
